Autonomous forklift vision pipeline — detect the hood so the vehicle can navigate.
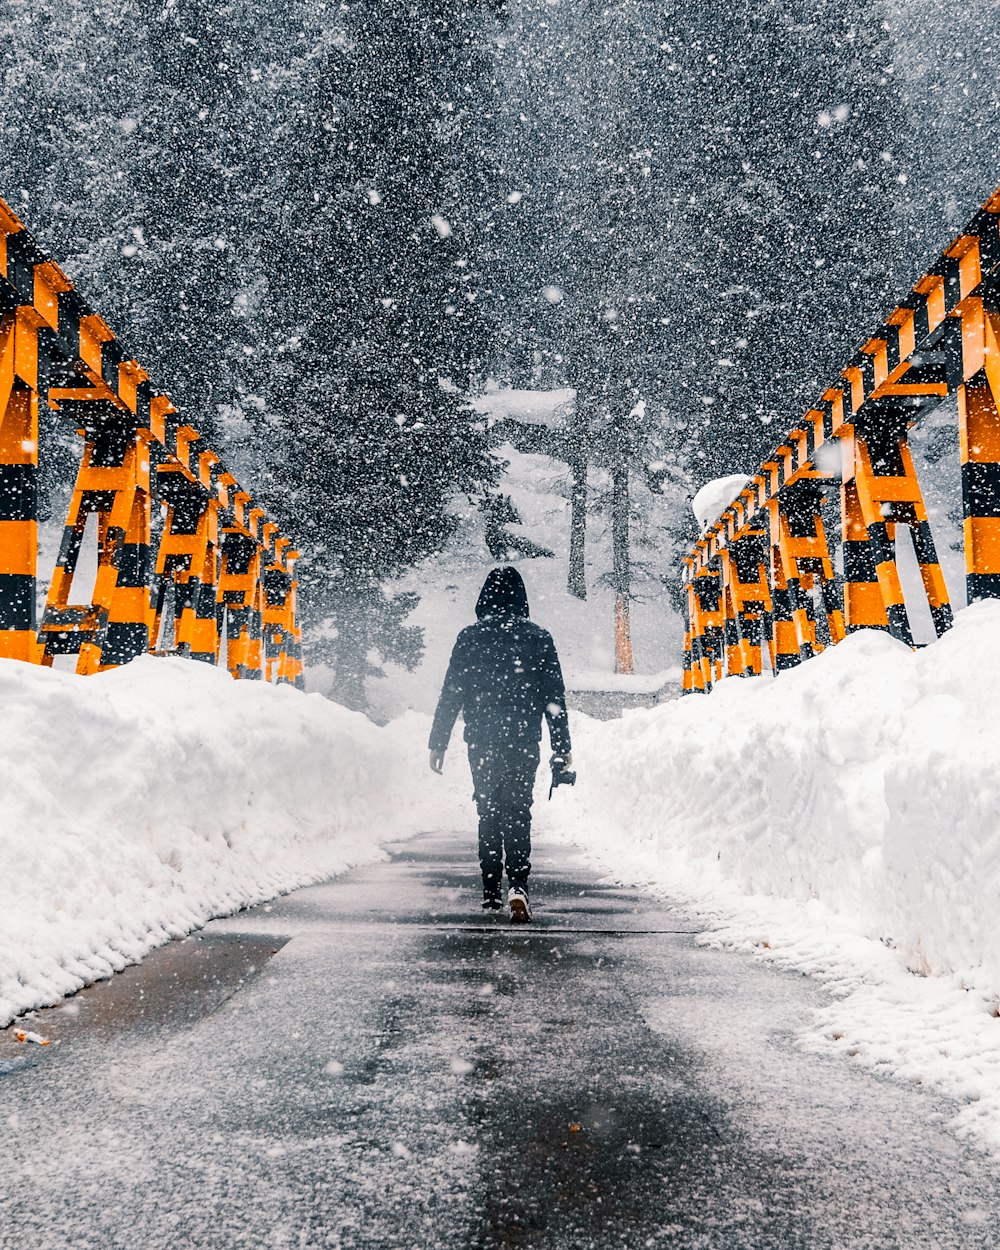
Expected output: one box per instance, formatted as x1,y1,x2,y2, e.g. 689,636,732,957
475,566,529,620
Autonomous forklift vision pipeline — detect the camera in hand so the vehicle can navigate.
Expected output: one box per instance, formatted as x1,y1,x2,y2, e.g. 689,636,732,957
548,755,577,800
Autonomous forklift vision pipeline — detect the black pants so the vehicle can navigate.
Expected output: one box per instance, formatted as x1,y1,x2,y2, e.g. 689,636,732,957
467,743,539,896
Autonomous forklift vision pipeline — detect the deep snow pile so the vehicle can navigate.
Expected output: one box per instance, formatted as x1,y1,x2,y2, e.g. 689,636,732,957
544,601,1000,1145
0,655,468,1028
7,598,1000,1149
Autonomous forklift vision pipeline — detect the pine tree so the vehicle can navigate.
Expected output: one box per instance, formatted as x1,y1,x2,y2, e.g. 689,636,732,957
244,0,505,706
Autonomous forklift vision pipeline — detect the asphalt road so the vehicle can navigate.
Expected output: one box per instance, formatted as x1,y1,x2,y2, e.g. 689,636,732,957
2,832,999,1249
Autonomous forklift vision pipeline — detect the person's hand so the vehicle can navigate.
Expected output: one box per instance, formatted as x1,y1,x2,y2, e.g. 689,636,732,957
429,750,444,774
563,752,573,766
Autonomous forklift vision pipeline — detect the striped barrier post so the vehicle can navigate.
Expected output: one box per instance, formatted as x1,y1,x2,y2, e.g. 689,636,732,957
956,294,1000,602
681,182,1000,689
0,308,43,662
0,199,303,683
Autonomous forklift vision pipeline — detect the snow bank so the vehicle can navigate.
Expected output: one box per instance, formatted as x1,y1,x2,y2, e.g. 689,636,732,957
0,656,467,1027
545,601,1000,1145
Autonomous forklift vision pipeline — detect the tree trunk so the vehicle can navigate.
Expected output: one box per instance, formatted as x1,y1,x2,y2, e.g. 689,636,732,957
567,394,588,600
568,453,588,600
612,460,634,674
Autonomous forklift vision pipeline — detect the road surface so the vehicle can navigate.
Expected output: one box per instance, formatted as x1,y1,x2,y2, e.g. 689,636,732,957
2,832,998,1248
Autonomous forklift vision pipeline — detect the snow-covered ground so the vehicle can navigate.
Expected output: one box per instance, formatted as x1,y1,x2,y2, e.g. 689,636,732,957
7,386,1000,1156
6,602,1000,1151
542,601,1000,1150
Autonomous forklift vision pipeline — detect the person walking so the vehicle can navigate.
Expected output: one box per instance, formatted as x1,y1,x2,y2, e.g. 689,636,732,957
428,566,572,922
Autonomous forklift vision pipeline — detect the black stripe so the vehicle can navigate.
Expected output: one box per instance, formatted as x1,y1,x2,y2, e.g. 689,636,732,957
843,539,877,581
973,210,1000,273
930,603,953,637
5,231,41,303
79,489,116,513
695,581,720,612
263,568,291,601
36,326,56,398
944,254,962,309
0,573,35,630
886,602,912,645
818,579,842,616
39,629,84,654
174,581,199,615
115,542,150,589
775,652,800,671
940,316,965,389
856,350,876,398
771,587,793,620
822,400,834,441
100,336,123,383
102,621,148,665
0,273,17,314
884,323,901,374
41,607,89,628
56,289,84,363
862,424,906,476
867,521,895,569
90,423,133,468
911,292,930,343
785,578,806,613
195,585,218,620
136,380,153,432
222,533,257,575
962,461,1000,518
911,519,941,565
0,463,37,521
55,524,84,572
967,571,1000,600
744,617,764,648
846,620,890,635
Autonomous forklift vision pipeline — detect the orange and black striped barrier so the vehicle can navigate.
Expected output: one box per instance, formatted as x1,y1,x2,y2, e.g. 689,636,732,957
682,182,1000,692
0,200,303,686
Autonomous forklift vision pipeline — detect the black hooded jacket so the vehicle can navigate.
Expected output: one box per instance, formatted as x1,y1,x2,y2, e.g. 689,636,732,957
428,567,571,758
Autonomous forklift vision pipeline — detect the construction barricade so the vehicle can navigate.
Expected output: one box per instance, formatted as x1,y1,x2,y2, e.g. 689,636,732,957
682,183,1000,692
0,200,303,685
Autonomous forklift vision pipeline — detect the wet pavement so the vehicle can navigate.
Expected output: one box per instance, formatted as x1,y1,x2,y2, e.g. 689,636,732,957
2,832,999,1249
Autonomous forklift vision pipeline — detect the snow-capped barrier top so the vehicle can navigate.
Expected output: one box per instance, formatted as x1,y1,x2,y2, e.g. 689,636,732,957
0,199,302,684
682,181,1000,692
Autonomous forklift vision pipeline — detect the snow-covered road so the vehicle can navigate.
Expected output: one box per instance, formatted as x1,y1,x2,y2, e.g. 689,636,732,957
2,833,998,1249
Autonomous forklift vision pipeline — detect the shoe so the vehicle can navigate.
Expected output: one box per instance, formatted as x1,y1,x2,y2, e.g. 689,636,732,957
481,896,503,912
508,886,531,923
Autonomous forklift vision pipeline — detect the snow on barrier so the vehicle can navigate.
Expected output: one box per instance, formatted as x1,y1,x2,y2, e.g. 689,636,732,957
0,199,302,683
682,181,1000,691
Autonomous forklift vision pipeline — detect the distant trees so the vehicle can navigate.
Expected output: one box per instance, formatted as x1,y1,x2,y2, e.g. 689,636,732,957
490,0,919,668
494,0,697,666
243,0,506,707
